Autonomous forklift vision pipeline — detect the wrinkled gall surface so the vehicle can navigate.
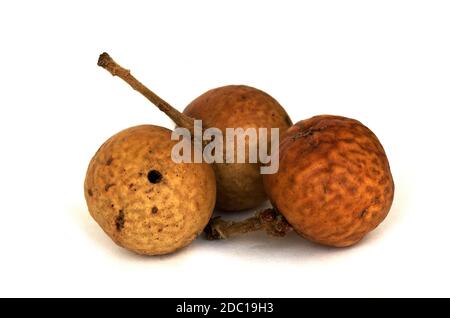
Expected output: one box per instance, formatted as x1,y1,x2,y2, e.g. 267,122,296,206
184,85,292,211
264,115,394,247
85,125,216,255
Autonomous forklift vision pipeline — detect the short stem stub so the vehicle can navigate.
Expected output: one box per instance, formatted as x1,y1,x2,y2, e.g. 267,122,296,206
97,52,195,132
204,208,293,240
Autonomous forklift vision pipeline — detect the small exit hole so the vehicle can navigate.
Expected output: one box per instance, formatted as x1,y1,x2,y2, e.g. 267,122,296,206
148,170,162,184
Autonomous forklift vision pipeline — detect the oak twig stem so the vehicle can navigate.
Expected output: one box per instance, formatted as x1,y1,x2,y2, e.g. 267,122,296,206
204,208,293,240
97,52,195,132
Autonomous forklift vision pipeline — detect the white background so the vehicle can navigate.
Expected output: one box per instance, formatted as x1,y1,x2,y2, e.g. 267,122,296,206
0,0,449,297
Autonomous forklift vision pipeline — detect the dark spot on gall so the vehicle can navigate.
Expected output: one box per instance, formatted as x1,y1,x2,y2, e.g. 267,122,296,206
104,183,115,192
106,157,113,165
152,206,158,214
148,170,162,184
88,189,93,197
359,208,368,218
115,210,125,231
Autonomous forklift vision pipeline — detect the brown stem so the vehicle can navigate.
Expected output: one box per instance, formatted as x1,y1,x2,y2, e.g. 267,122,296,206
97,52,195,132
204,208,293,240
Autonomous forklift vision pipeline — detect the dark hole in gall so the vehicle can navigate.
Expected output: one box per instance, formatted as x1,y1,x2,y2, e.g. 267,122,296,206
148,170,162,184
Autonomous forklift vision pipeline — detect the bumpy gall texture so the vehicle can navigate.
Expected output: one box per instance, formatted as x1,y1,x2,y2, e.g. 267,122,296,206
263,115,394,247
184,85,292,211
84,125,216,255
